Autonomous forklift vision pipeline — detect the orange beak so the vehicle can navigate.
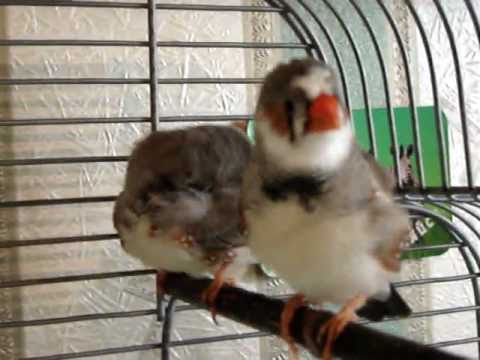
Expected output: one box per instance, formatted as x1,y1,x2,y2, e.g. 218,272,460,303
306,94,340,133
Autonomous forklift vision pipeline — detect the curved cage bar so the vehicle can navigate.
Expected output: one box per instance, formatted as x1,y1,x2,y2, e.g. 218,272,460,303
376,0,426,190
432,0,473,190
318,0,378,158
295,0,353,119
404,0,450,192
347,0,403,188
270,0,324,60
0,0,479,359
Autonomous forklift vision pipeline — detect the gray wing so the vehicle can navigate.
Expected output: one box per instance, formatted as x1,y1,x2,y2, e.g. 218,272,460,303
113,191,135,233
188,186,246,252
183,126,251,252
319,144,382,213
121,125,251,252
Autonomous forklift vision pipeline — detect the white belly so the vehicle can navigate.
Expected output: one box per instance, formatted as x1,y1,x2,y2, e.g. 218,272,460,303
120,215,256,283
119,215,210,277
247,200,393,304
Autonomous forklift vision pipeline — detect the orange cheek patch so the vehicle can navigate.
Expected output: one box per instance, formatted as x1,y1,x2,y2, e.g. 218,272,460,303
262,105,290,136
306,94,340,133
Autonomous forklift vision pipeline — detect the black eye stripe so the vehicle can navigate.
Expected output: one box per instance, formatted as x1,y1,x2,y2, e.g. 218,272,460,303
285,100,295,118
284,100,295,142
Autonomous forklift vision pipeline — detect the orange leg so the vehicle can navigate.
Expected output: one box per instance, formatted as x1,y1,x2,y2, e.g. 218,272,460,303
280,294,306,360
201,257,234,324
319,294,367,360
156,271,168,298
149,224,159,238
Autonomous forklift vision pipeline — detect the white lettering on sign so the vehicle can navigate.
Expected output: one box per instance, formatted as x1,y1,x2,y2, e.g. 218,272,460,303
408,219,435,245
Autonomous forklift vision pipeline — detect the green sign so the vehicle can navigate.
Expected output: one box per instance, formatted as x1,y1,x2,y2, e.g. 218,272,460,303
353,106,452,259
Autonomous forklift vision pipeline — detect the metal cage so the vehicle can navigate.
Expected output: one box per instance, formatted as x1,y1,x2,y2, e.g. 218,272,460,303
0,0,480,359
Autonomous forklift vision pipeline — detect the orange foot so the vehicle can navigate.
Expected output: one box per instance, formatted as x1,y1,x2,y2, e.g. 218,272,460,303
201,253,235,324
280,294,306,360
319,294,367,360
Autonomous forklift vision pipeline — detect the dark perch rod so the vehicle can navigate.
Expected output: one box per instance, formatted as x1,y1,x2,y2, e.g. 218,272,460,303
164,273,465,360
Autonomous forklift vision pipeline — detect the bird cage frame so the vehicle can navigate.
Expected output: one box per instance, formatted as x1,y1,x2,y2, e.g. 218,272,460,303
0,0,479,359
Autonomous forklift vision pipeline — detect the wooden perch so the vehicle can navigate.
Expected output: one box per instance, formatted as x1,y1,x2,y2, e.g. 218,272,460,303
164,273,466,360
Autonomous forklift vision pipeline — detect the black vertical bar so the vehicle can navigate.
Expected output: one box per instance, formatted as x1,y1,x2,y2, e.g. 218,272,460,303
161,297,178,360
149,0,161,326
148,0,159,131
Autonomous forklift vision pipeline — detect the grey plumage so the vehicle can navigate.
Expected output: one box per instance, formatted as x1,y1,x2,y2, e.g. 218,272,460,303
243,59,412,356
114,125,253,277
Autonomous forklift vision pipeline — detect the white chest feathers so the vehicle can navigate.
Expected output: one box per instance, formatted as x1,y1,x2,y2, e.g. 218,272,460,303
255,113,353,175
119,215,210,277
119,215,257,283
246,199,393,304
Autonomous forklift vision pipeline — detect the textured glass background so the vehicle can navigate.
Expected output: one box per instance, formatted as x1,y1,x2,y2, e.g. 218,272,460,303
0,1,265,359
413,0,480,357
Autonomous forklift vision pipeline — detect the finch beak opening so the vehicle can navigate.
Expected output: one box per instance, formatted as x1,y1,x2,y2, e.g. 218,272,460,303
306,94,341,133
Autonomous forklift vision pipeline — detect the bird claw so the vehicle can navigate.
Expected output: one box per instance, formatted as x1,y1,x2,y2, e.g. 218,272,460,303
280,294,306,360
201,256,235,324
318,295,366,360
201,277,235,325
201,278,223,325
319,314,353,360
